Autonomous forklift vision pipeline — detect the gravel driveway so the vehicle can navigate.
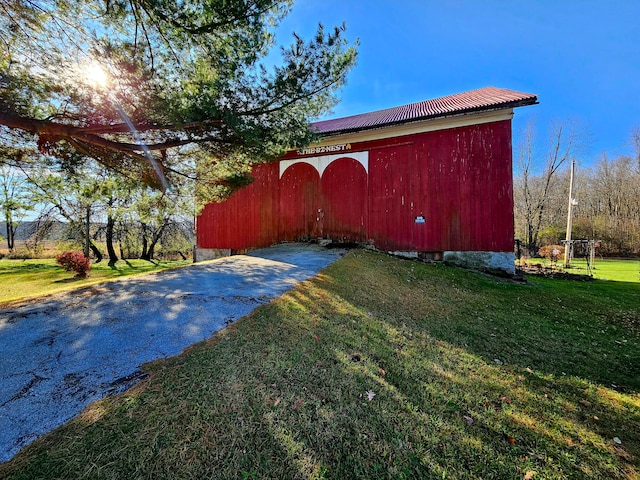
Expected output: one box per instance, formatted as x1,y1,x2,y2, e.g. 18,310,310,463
0,244,346,463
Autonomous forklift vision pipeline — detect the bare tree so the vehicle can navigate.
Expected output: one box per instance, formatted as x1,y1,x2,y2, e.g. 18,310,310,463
520,141,640,258
632,127,640,172
577,154,640,255
514,121,585,256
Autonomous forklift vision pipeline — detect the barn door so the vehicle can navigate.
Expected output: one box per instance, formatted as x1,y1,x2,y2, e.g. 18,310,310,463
320,157,368,243
368,145,415,250
279,162,321,241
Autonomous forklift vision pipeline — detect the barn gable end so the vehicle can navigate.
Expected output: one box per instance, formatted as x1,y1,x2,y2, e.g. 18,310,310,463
195,86,537,274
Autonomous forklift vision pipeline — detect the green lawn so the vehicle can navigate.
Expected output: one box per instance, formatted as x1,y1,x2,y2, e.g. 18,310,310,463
519,257,640,283
568,258,640,283
0,258,191,305
1,250,638,479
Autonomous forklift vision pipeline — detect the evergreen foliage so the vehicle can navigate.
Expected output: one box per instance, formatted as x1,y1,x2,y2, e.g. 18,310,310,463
0,0,357,205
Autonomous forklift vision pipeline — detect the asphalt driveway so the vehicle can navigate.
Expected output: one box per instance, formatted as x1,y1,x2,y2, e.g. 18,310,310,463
0,244,346,463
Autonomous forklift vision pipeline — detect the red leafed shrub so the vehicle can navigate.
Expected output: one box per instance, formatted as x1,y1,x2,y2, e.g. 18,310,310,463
56,251,91,277
538,244,565,263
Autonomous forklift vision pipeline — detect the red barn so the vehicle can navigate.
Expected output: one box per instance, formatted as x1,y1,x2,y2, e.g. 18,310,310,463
195,86,537,274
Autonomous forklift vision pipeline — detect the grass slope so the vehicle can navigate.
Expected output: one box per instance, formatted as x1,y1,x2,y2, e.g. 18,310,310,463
1,250,638,479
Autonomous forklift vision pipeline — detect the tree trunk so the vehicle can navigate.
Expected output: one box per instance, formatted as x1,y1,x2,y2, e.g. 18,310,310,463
147,241,157,260
84,205,91,259
527,224,536,257
145,223,168,261
3,202,17,252
89,242,103,263
5,219,15,252
106,214,118,267
147,235,158,261
139,221,167,261
140,234,149,260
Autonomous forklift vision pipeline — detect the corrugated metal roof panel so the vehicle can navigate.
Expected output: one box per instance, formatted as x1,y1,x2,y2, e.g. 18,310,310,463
312,86,537,135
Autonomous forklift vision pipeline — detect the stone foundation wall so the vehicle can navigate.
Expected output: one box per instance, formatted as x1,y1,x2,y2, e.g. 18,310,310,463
385,249,515,276
442,251,515,275
193,247,232,262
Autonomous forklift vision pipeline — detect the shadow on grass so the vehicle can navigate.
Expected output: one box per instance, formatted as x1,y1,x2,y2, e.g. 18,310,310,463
0,264,59,274
53,277,86,284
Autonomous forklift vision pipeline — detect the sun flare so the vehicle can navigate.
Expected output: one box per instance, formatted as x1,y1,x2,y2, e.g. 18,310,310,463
84,61,109,89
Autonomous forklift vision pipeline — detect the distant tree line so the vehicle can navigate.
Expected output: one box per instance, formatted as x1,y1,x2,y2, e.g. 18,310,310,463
514,123,640,258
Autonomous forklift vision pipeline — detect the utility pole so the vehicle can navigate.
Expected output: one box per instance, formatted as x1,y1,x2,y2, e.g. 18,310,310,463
563,159,576,267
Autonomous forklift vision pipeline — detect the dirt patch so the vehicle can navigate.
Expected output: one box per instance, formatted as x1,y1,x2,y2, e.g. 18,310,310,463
610,310,640,336
516,263,594,281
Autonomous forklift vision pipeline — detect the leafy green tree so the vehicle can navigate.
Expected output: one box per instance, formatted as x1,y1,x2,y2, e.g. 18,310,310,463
21,162,105,260
114,186,193,261
0,0,357,203
93,173,141,266
128,187,192,261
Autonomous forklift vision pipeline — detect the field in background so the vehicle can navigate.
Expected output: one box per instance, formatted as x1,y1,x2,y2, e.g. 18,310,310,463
0,240,62,260
0,239,191,262
1,249,638,479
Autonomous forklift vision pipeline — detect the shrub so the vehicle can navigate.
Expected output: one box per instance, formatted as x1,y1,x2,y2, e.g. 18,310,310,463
56,251,91,277
538,244,565,263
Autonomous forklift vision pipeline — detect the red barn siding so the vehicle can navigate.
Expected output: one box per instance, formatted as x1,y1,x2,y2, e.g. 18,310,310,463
320,158,368,242
368,144,414,251
196,163,279,250
363,121,513,252
279,163,320,241
196,119,515,254
409,121,514,252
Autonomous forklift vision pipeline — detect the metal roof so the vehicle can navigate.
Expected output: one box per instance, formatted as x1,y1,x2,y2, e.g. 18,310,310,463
311,86,538,136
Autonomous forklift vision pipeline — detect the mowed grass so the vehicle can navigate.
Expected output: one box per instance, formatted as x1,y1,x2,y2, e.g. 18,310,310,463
568,258,640,283
1,250,638,479
519,257,640,283
0,258,191,305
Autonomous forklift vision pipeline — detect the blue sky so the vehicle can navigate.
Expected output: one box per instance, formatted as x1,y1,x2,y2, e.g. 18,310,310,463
275,0,640,164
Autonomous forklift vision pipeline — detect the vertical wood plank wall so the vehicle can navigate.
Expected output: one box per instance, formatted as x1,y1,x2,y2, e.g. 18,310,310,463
196,120,514,253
